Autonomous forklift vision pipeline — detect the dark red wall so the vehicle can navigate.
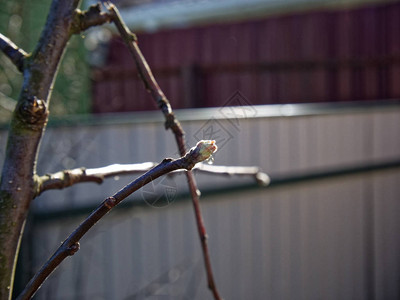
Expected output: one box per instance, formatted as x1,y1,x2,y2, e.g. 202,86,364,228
92,1,400,113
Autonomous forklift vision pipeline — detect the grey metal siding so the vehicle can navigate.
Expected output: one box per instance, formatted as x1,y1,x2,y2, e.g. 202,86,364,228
4,104,400,299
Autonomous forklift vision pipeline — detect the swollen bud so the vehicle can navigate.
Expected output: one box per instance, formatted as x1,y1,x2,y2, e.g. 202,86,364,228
195,140,218,161
186,140,218,167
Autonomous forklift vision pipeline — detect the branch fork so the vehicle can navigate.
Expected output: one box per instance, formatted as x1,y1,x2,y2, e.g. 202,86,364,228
71,3,113,34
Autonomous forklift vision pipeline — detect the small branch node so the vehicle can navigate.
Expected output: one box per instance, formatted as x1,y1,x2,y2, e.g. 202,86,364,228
77,168,104,184
18,96,48,129
201,233,209,242
66,242,80,256
87,3,102,14
256,171,271,186
72,3,113,34
195,189,201,197
161,158,174,164
62,170,73,186
104,196,117,209
162,112,185,138
128,33,137,42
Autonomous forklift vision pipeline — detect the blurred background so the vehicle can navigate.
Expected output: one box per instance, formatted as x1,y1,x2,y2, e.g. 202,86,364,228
1,0,400,299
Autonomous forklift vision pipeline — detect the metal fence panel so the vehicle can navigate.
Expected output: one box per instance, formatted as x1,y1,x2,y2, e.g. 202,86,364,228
1,104,399,299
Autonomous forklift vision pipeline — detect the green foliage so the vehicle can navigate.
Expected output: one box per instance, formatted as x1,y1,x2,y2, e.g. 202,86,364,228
0,0,90,123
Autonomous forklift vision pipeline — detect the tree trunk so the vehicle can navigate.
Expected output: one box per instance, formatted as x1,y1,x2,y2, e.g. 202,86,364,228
0,1,81,299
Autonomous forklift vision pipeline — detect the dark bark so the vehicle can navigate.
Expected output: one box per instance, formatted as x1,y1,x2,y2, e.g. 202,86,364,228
0,1,81,299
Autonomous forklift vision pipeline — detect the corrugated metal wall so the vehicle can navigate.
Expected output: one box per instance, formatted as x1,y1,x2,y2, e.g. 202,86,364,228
29,171,400,300
92,1,400,113
6,103,399,299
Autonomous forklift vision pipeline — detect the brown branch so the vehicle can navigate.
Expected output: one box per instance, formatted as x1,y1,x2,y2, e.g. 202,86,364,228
0,33,27,72
35,162,269,196
106,3,223,299
16,141,217,300
105,2,183,137
71,3,113,34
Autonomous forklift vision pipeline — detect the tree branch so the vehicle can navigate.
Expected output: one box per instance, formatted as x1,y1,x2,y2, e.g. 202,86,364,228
106,3,223,299
105,2,183,138
0,33,27,72
35,162,270,196
16,140,217,300
34,162,157,196
196,163,270,186
71,3,113,34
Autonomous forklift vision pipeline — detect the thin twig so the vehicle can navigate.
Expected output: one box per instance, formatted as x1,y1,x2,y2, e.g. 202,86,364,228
16,141,217,300
36,162,269,196
106,3,223,299
196,163,270,186
0,33,27,72
34,162,157,196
